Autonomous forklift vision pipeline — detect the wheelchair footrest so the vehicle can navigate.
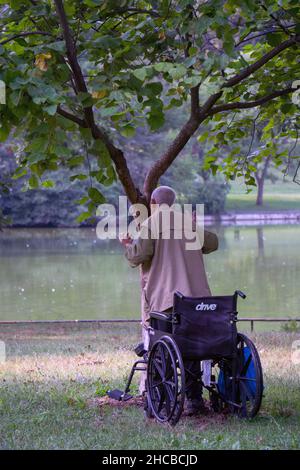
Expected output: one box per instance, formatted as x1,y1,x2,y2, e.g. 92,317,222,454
134,342,147,357
107,389,133,401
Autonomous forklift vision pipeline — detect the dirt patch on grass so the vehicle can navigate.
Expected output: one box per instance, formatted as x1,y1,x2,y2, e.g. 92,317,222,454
92,395,144,408
92,395,229,428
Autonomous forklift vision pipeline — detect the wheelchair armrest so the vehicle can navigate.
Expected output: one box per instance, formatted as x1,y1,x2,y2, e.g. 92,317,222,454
150,311,173,322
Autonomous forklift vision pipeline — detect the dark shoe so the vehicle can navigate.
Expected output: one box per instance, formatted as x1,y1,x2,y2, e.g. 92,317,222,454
186,398,207,416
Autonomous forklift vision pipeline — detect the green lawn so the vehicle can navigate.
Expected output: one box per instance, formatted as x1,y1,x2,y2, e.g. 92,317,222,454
226,181,300,213
0,324,299,450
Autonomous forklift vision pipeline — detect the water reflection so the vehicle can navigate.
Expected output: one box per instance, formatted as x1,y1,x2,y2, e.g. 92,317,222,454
256,227,265,258
0,225,299,321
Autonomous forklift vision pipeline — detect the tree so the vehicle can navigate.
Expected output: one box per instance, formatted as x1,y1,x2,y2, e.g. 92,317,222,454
254,154,271,205
0,0,299,222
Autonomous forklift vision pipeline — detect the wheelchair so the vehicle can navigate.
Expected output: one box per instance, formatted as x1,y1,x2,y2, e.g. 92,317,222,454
107,290,263,426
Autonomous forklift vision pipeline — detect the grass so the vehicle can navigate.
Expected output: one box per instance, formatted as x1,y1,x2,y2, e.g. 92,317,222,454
226,180,300,213
0,323,300,450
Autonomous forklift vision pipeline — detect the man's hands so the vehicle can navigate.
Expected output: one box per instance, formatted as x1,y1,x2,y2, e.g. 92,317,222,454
119,233,133,247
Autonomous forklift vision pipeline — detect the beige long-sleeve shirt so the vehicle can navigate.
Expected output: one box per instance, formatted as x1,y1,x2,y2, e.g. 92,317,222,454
125,207,218,324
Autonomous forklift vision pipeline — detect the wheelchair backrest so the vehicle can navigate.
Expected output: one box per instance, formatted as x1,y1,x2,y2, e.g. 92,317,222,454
173,291,238,318
172,291,239,359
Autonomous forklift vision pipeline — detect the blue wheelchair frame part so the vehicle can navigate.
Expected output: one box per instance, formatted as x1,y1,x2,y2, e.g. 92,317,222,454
218,346,256,400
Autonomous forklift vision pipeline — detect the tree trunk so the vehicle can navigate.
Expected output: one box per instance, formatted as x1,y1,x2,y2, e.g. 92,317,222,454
255,155,271,206
256,177,264,206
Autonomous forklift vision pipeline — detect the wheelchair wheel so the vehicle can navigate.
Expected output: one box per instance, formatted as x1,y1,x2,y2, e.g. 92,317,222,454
235,333,263,418
212,333,263,418
211,359,232,413
147,336,185,425
143,387,154,419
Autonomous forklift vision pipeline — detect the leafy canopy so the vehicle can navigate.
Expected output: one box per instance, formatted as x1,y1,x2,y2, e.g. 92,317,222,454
0,0,299,218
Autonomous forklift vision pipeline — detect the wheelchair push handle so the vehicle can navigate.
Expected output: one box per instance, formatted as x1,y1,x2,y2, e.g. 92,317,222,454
235,290,247,299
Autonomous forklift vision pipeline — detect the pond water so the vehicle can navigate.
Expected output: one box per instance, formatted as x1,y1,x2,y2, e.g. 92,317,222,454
0,225,299,323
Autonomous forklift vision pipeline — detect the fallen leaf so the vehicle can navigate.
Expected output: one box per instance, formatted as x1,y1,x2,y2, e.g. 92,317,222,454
35,52,52,72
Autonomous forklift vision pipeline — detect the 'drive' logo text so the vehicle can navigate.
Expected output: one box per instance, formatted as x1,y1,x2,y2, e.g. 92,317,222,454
196,302,217,311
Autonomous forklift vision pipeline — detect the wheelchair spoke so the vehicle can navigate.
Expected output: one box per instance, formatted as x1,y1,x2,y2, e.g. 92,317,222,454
165,382,176,412
165,351,172,375
150,380,163,389
152,359,164,379
241,353,252,376
157,389,165,413
232,333,264,418
165,380,176,388
240,378,255,403
240,382,248,417
239,376,256,382
158,343,167,374
164,396,171,416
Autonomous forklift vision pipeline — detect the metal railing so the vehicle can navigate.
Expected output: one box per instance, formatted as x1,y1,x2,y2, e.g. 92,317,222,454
0,317,299,333
239,317,300,332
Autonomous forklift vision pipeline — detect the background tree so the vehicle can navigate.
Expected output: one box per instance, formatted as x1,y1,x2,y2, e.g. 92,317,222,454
254,154,271,205
208,115,300,206
0,0,299,222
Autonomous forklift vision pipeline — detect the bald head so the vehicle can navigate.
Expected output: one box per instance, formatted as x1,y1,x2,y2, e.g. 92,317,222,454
151,186,176,206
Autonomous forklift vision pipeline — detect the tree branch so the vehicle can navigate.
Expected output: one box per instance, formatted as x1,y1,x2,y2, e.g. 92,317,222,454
143,92,222,198
143,118,200,200
190,84,200,117
224,35,299,88
54,0,139,203
57,106,86,126
0,31,54,45
208,87,298,115
112,7,160,18
235,28,293,47
259,1,293,38
144,32,299,198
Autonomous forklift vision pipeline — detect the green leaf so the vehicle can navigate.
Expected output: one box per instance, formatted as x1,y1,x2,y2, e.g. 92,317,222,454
188,46,198,56
77,92,94,108
29,174,39,189
168,65,187,80
147,111,165,131
266,33,283,47
88,187,105,204
12,168,27,179
41,180,54,188
99,106,120,117
120,125,135,137
44,104,57,116
67,156,85,168
47,41,65,52
281,103,293,114
75,196,89,205
76,211,92,223
26,137,48,153
154,62,172,73
0,122,10,141
79,128,93,141
132,67,148,82
69,174,87,181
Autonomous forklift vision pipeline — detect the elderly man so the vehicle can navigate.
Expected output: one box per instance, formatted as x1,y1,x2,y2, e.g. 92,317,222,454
122,186,218,415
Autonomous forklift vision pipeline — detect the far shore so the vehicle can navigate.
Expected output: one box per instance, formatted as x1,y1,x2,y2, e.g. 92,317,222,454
1,209,300,230
205,210,300,226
